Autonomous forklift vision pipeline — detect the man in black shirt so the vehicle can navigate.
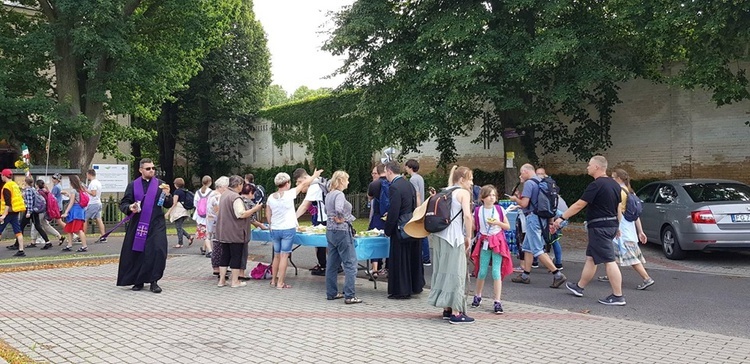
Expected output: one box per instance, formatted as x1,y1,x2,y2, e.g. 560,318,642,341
554,156,626,306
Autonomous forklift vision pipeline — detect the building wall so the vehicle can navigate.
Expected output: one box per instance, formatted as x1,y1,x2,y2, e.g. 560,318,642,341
539,78,750,184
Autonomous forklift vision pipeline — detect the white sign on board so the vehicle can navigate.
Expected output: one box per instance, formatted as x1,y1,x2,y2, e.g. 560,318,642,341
92,164,129,193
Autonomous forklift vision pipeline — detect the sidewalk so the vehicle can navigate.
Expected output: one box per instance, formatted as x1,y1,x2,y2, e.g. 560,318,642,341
1,255,748,363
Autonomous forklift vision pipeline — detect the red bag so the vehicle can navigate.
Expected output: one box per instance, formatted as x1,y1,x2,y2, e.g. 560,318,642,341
79,189,90,208
41,189,61,219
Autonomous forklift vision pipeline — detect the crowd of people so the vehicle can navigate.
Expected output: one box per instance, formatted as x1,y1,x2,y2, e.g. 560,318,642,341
1,155,655,321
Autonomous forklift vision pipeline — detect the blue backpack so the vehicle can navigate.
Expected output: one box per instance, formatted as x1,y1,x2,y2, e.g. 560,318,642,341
531,177,559,219
622,187,643,222
378,178,391,215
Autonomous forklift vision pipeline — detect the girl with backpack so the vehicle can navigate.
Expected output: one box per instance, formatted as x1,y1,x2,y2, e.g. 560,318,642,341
469,185,513,314
31,179,65,248
166,178,193,248
597,169,655,290
61,175,88,252
193,176,213,257
19,177,53,252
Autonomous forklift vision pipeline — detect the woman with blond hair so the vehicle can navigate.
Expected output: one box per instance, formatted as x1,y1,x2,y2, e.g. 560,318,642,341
597,169,655,290
166,177,193,248
265,169,322,290
428,165,475,324
323,171,362,304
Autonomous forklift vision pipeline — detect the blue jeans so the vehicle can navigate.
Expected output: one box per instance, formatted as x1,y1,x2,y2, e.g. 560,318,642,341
521,214,546,257
270,228,295,253
421,237,430,262
325,229,358,299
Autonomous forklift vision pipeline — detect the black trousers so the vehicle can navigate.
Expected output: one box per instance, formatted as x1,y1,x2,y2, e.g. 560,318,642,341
20,212,49,243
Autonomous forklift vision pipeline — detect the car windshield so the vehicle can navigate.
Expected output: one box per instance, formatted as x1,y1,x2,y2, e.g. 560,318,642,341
682,183,750,202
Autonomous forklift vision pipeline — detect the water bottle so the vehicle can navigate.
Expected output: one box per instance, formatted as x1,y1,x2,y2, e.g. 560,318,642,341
157,191,166,207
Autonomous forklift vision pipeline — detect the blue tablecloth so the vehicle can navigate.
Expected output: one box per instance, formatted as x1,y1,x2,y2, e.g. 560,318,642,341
251,229,390,261
499,200,520,255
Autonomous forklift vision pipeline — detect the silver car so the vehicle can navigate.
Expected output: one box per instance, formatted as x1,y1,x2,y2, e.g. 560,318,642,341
636,179,750,260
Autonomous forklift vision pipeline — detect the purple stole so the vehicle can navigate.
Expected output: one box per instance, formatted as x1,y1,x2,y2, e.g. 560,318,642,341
132,177,159,252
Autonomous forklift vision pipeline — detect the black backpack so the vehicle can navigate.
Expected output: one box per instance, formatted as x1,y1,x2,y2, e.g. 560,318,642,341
530,177,559,219
424,187,462,233
622,187,643,222
182,189,195,210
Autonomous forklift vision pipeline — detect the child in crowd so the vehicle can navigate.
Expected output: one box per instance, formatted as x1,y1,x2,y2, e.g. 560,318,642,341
470,185,513,314
61,175,87,252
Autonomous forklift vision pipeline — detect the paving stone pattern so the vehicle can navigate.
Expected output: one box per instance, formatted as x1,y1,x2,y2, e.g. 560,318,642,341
0,255,748,363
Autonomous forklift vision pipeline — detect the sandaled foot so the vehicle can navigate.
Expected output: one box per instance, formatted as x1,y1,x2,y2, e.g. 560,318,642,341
327,292,345,300
345,297,363,304
188,236,194,247
276,283,292,290
231,282,247,288
217,282,226,287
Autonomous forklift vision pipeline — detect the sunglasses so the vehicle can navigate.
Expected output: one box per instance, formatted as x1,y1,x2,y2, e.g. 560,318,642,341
143,166,156,171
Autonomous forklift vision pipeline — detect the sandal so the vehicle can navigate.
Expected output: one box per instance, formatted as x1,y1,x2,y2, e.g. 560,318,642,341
76,247,87,252
345,297,363,304
217,283,226,287
327,292,345,300
173,244,183,248
188,236,194,247
269,281,276,287
276,283,292,290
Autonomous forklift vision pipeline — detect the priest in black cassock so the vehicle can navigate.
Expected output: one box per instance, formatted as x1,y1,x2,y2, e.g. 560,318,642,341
383,161,424,299
116,158,172,293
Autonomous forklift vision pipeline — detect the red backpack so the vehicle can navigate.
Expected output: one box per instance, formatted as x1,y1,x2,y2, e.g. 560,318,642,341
40,189,61,219
78,189,90,208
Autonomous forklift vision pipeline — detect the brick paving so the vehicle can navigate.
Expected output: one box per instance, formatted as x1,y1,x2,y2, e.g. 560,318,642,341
1,255,749,363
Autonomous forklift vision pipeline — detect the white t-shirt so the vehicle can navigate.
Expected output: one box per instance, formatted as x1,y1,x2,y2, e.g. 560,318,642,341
304,181,327,221
477,206,502,237
267,187,300,230
88,179,102,205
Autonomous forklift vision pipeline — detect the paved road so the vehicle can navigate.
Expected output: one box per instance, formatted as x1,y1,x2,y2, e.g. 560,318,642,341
3,233,750,341
1,254,749,364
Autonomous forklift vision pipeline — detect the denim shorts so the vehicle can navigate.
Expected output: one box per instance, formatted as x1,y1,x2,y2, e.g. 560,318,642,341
271,228,296,254
521,213,546,257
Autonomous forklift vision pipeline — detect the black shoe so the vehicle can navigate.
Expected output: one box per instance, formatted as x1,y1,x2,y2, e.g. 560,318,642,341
311,269,326,276
205,252,212,258
132,284,144,291
41,242,53,250
150,282,162,293
58,236,66,246
13,250,26,257
6,244,18,250
200,247,206,254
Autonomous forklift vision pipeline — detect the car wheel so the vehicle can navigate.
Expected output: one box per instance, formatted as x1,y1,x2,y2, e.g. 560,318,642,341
661,226,686,260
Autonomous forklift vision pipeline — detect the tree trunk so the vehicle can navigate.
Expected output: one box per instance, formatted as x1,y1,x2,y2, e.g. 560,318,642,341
157,101,178,185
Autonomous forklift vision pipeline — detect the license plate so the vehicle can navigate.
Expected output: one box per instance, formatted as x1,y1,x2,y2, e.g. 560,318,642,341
731,214,750,222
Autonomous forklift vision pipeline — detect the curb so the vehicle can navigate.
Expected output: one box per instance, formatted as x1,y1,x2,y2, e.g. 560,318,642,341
0,254,122,269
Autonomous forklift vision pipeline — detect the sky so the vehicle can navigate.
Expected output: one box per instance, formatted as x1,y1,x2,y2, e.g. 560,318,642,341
253,0,355,95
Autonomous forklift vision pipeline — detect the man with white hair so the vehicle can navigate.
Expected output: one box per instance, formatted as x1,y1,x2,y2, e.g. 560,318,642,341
509,164,567,288
554,155,626,306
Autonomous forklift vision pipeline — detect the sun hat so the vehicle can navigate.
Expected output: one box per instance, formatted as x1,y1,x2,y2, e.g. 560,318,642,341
404,200,430,238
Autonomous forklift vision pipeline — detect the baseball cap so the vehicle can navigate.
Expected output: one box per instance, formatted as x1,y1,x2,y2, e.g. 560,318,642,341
52,173,62,181
1,169,12,178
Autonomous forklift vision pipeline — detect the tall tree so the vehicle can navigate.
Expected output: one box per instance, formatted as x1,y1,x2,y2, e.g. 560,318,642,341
290,86,332,101
265,84,289,107
0,0,239,173
170,0,271,179
324,0,658,172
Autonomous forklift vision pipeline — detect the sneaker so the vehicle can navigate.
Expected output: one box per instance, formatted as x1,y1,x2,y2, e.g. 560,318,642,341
511,274,530,284
76,247,88,252
41,242,53,250
98,237,107,243
449,312,475,325
62,246,72,252
423,259,432,266
550,273,567,288
471,295,482,308
205,251,212,258
6,244,18,250
442,308,452,320
13,250,26,257
513,266,524,273
531,262,539,269
311,269,326,276
309,264,322,272
598,294,626,306
637,278,655,290
565,282,584,297
597,276,609,282
493,301,504,314
200,247,206,254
